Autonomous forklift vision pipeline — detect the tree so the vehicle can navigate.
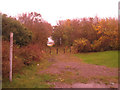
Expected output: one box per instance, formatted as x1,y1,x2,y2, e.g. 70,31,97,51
52,18,97,46
93,18,118,50
2,14,32,46
18,12,52,45
79,18,97,43
52,17,118,52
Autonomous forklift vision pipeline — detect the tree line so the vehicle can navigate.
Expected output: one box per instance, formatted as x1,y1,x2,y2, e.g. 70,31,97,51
52,17,118,52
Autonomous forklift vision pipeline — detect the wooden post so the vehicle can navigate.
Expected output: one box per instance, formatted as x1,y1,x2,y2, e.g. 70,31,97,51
50,47,51,54
56,48,58,54
70,47,71,53
64,48,65,54
9,32,13,82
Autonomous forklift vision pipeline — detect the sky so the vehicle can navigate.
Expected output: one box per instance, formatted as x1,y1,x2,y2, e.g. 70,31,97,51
0,0,119,26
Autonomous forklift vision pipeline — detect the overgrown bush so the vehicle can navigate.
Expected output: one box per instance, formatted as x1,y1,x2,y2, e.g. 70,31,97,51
91,36,118,51
2,41,47,78
19,44,45,65
73,38,91,53
2,41,24,78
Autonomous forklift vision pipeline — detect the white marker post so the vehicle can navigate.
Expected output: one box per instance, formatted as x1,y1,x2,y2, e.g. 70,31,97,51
9,32,13,82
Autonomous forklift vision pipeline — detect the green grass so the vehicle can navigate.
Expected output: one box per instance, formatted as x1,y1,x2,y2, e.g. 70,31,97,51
3,50,118,88
75,51,118,68
2,60,56,88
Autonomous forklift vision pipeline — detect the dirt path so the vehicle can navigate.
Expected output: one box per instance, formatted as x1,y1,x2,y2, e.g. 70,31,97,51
39,54,118,88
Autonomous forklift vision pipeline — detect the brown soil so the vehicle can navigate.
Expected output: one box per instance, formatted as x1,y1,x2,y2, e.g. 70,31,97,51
39,54,118,88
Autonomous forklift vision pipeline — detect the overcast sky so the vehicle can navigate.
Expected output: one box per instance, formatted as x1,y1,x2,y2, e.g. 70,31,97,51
0,0,119,26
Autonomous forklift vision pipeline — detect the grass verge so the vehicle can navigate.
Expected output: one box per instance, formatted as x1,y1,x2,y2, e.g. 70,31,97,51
74,51,118,68
2,60,56,88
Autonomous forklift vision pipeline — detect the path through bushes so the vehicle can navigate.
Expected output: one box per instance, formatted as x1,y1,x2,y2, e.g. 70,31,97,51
3,53,118,88
38,54,118,88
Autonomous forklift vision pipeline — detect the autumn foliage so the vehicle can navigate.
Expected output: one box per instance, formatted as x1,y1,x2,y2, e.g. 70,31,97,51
2,41,24,78
2,12,118,79
2,41,46,78
73,38,91,52
18,12,52,45
2,12,51,78
52,17,118,52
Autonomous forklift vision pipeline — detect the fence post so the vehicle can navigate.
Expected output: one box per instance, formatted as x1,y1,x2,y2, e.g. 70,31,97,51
64,48,65,54
56,48,58,54
70,47,71,53
9,32,13,82
50,47,51,54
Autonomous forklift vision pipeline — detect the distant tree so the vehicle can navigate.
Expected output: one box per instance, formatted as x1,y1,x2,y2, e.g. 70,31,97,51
52,19,73,46
52,17,118,52
52,18,97,46
79,18,97,43
93,18,118,50
18,12,52,45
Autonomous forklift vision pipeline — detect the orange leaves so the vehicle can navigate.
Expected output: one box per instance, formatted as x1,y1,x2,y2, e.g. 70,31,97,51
53,17,118,51
97,26,101,29
94,25,101,31
97,31,101,34
93,24,102,34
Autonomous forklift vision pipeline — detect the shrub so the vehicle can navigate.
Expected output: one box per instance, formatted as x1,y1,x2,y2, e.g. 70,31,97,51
73,38,91,53
91,36,118,51
2,41,24,78
19,44,45,65
2,41,46,79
